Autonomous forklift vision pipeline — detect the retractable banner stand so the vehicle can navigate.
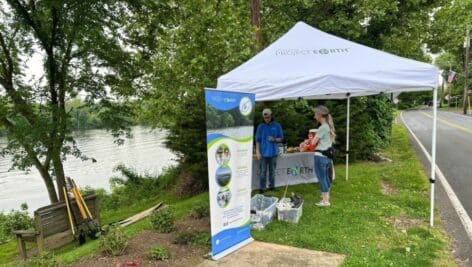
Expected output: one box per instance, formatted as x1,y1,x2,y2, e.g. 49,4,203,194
205,88,255,260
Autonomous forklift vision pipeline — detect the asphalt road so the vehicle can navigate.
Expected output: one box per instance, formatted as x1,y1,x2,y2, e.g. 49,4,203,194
401,109,472,266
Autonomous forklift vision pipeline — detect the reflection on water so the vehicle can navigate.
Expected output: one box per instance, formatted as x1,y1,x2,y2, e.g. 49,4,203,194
0,126,176,212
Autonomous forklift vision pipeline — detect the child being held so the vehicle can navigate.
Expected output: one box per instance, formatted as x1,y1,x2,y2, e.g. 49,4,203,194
299,129,317,152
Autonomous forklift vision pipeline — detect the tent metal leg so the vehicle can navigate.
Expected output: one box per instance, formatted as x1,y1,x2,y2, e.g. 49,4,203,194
346,95,351,181
430,87,438,227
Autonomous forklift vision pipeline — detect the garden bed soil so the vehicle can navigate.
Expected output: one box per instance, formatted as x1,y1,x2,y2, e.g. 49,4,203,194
71,217,210,267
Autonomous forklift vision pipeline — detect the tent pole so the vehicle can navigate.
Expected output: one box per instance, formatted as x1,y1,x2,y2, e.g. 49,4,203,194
430,87,438,227
346,94,351,181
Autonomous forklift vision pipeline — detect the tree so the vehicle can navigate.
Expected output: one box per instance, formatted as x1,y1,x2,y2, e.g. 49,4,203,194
434,52,462,106
131,0,443,191
428,1,472,55
259,0,441,61
0,0,136,203
132,1,254,187
429,1,472,112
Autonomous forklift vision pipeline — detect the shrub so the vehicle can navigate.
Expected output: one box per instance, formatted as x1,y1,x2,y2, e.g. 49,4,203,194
190,202,210,219
0,208,34,243
0,213,9,243
99,226,128,256
110,164,148,186
174,165,206,198
173,231,210,246
305,96,393,162
98,166,178,212
397,91,432,108
79,185,101,197
150,207,175,233
25,251,59,267
147,245,170,261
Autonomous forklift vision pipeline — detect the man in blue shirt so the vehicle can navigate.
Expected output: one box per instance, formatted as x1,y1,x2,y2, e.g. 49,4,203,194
255,108,284,193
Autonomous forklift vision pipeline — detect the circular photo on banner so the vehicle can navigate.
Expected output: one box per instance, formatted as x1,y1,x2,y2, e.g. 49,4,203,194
239,96,253,116
215,166,232,187
217,188,232,208
215,143,231,166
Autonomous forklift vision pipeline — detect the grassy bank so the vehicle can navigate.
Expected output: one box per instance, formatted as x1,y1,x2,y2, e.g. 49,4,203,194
254,123,454,266
0,123,454,266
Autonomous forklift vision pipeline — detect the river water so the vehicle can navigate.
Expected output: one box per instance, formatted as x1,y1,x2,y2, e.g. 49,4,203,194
0,126,176,212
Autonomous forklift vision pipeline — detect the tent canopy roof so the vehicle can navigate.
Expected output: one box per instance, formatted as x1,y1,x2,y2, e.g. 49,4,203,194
217,22,438,101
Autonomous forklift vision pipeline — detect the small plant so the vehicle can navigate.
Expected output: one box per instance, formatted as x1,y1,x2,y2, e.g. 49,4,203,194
150,207,175,233
99,226,128,256
147,245,170,261
174,231,210,246
25,251,59,267
190,202,210,219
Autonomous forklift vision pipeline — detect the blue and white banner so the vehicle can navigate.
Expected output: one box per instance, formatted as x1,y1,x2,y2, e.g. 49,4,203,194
205,88,255,260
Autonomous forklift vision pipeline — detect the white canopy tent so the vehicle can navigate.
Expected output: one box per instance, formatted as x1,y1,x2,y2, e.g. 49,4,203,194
216,21,439,226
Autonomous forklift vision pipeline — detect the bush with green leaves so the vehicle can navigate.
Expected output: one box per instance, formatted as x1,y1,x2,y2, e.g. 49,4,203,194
0,205,34,243
190,202,210,219
147,245,170,261
397,91,432,109
150,207,175,233
255,96,394,162
97,165,177,211
78,185,102,198
99,226,128,256
173,231,210,246
25,251,59,267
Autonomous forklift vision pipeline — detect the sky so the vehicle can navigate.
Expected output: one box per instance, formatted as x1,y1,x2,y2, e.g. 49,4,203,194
24,51,44,82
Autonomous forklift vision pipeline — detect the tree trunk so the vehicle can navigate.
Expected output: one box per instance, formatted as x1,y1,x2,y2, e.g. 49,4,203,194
52,149,66,202
38,167,59,203
28,151,59,203
251,0,262,50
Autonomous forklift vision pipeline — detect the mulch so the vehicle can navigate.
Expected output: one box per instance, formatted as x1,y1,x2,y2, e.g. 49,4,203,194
70,216,210,267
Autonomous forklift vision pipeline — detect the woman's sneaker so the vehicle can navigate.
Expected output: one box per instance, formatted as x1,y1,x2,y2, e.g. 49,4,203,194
315,201,331,207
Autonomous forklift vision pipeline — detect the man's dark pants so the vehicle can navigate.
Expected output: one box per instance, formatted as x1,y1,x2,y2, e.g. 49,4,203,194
259,156,277,190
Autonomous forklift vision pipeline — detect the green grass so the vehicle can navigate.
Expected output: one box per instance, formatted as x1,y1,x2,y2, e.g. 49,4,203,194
252,124,454,266
438,105,472,114
0,124,454,266
0,239,36,266
0,242,19,266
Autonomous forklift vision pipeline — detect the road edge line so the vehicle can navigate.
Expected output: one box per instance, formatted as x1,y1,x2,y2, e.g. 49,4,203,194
400,111,472,241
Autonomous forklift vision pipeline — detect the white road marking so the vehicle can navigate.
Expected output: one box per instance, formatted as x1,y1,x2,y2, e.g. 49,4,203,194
401,111,472,241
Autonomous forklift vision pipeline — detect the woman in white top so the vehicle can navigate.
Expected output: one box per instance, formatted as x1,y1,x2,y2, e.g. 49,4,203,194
312,105,336,207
